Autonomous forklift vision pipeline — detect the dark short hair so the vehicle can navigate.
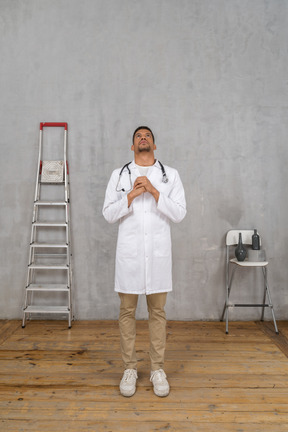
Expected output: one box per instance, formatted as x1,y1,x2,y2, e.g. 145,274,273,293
132,126,155,143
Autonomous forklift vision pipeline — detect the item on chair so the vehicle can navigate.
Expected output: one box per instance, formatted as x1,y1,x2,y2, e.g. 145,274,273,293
252,229,260,250
248,248,266,262
235,233,247,261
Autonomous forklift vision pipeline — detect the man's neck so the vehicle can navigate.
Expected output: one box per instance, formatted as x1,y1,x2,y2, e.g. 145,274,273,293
134,153,155,167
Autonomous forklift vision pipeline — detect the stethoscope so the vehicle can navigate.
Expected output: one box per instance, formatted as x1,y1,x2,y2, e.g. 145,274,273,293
116,160,168,192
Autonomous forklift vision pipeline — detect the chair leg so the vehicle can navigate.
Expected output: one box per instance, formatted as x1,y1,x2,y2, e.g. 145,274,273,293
266,287,279,335
220,302,226,322
221,284,230,322
221,305,230,334
221,267,236,334
261,270,267,321
262,267,279,334
270,304,279,334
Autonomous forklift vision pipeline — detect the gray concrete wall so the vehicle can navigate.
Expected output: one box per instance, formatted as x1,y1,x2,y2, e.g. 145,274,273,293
1,0,288,321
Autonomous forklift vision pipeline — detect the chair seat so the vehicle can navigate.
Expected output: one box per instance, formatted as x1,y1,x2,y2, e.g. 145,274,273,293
230,258,268,267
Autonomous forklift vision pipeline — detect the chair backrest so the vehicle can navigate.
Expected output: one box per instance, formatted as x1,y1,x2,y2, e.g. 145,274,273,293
226,230,261,246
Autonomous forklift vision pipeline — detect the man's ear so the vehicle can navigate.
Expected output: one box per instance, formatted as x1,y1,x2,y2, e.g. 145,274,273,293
153,143,157,150
131,144,134,151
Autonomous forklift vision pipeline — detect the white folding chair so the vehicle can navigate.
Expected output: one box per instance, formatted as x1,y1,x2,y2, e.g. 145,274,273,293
221,230,278,334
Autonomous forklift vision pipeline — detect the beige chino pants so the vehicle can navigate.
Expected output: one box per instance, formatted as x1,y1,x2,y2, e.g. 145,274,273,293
118,292,167,371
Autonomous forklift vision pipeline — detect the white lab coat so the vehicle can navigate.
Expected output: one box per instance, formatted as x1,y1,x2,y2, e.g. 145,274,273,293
102,160,186,294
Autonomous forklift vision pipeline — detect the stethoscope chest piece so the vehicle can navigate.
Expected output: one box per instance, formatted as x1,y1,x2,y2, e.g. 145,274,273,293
158,161,169,183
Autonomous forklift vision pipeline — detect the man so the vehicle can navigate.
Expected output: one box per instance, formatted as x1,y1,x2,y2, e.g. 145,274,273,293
102,126,186,397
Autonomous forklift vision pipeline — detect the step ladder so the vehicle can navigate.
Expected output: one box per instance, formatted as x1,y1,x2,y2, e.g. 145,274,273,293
22,122,73,328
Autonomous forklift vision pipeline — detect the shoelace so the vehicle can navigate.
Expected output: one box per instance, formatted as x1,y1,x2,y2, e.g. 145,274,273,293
123,369,137,382
150,369,166,382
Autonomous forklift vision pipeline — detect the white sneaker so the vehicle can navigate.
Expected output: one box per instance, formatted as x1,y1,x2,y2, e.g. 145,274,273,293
120,369,138,397
150,369,170,397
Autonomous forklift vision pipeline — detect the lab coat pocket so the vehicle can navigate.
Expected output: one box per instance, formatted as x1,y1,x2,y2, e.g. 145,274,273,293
153,234,171,257
116,240,137,257
116,214,139,257
116,227,138,257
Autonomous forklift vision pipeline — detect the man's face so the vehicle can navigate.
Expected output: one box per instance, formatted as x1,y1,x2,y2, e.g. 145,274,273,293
132,129,156,153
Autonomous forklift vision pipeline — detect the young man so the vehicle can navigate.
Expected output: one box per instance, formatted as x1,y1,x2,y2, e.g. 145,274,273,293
103,126,186,397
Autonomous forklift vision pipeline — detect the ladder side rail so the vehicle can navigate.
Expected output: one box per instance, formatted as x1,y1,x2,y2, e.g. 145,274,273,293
30,205,39,268
67,259,72,326
64,129,69,249
31,125,42,266
67,200,73,321
30,206,39,267
30,223,35,245
65,217,69,245
66,238,70,267
63,128,69,247
64,129,68,203
62,124,73,325
30,207,39,256
25,268,30,289
66,180,73,301
64,128,70,256
67,262,71,288
28,234,34,264
25,124,43,318
68,270,72,329
34,127,43,203
25,267,32,293
66,165,73,322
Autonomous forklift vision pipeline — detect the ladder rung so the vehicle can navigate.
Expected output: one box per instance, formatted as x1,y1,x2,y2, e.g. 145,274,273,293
40,181,65,185
28,264,69,270
23,306,70,314
34,201,67,206
31,242,68,248
34,255,68,260
33,221,67,227
26,284,69,292
233,304,272,308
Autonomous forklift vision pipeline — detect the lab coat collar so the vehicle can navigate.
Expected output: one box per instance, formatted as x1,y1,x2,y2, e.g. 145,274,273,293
130,159,162,170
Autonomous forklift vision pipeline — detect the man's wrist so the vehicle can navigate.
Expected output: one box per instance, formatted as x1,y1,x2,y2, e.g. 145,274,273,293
127,191,134,208
152,188,160,203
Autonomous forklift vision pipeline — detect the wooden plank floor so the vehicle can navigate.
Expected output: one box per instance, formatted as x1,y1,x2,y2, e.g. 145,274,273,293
0,320,288,431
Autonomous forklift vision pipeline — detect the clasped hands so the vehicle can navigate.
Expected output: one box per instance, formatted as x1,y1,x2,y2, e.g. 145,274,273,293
127,176,159,207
